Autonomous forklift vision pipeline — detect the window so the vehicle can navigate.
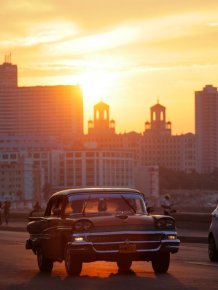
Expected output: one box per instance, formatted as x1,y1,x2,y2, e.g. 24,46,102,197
45,197,64,217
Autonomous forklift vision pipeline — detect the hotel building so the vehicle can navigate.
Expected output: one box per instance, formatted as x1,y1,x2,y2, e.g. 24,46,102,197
142,102,197,173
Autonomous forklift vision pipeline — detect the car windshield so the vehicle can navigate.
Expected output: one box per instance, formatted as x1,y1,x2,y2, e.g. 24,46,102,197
64,192,147,216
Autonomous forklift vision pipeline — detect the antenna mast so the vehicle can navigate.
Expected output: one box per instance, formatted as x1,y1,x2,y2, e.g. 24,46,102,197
4,52,11,64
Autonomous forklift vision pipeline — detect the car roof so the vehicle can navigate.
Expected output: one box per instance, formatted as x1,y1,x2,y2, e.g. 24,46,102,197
50,187,142,199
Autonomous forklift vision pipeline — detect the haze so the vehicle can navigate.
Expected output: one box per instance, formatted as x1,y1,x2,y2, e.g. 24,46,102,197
1,0,218,134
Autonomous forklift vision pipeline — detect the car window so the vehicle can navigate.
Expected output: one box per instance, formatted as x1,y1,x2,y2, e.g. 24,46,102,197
64,193,147,216
45,197,64,217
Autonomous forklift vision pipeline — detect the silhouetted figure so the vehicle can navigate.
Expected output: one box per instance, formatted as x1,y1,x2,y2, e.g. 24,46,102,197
98,198,107,212
71,200,84,214
0,202,2,225
161,194,176,215
3,201,11,224
29,201,41,217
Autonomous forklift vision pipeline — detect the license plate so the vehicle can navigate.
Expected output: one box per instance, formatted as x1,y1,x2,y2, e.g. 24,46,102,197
119,243,136,253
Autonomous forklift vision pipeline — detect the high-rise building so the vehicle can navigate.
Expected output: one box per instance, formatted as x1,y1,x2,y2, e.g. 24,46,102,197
0,55,17,88
0,60,83,144
195,85,218,173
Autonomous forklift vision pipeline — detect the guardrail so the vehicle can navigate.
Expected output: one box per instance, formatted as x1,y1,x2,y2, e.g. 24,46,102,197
172,212,211,230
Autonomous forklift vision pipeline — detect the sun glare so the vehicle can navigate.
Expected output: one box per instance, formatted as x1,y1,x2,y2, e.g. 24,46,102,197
79,71,114,106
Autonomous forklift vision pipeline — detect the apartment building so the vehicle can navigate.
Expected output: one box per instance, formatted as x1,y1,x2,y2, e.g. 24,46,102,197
0,155,43,205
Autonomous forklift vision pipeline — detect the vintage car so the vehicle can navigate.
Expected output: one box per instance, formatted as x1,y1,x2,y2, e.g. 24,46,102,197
208,204,218,261
26,188,180,275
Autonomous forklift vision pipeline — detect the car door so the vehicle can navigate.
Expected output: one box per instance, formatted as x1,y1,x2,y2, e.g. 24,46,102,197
42,196,66,261
212,206,218,246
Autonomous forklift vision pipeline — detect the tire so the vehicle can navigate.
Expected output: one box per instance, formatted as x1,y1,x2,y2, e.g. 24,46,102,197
152,252,170,274
208,235,218,262
117,259,132,272
65,246,82,276
37,247,53,273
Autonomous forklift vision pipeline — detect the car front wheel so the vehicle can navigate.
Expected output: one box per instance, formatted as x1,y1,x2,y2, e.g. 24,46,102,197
65,246,82,276
37,247,53,273
151,252,170,274
208,235,218,262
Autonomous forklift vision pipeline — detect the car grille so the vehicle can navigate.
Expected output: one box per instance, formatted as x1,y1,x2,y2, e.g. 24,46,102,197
88,232,163,252
89,233,163,243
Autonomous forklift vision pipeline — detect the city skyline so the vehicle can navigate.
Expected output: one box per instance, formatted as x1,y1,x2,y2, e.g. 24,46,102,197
1,1,218,134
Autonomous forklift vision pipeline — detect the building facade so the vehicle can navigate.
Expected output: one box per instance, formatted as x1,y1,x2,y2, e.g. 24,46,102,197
50,150,134,189
3,57,217,206
0,61,83,143
0,149,135,206
195,85,218,173
142,102,197,173
0,155,43,207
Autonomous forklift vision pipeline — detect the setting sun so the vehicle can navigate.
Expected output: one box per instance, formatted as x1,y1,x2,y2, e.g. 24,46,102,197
79,70,115,106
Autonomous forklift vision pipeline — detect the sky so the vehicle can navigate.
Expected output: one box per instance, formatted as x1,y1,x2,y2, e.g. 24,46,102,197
1,0,218,134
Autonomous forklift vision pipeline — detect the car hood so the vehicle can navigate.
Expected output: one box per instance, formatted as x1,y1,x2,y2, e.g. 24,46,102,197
76,214,156,232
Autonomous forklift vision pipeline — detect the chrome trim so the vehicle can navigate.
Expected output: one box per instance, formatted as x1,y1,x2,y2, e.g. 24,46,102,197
161,239,180,243
89,240,160,245
44,226,72,232
30,234,50,240
165,245,180,249
68,241,179,254
68,234,180,254
72,230,177,237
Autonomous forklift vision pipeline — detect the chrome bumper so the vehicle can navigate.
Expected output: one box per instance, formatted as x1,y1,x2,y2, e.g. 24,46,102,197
67,230,180,254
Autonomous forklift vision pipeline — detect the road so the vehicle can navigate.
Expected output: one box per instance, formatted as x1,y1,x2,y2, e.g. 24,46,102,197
0,231,218,290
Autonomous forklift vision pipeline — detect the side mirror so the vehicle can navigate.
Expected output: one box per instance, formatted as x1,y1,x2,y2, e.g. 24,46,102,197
147,206,154,214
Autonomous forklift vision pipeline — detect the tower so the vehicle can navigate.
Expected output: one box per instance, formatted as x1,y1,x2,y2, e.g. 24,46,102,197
144,102,171,135
88,101,115,135
195,85,218,173
0,54,18,88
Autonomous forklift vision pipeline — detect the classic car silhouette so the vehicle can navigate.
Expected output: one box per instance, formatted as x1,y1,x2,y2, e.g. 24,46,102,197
26,188,180,275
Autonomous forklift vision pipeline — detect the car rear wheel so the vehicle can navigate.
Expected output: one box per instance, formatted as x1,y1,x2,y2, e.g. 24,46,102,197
208,235,218,262
151,252,170,274
65,246,82,276
117,259,132,272
37,247,53,273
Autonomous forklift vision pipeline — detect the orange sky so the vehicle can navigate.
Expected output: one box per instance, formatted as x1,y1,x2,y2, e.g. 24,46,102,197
1,0,218,134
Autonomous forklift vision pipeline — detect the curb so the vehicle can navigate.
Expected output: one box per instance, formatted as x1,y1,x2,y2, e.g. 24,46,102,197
0,225,27,232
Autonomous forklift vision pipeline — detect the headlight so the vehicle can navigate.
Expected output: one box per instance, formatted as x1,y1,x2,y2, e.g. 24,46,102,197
155,218,175,229
74,219,93,232
74,236,85,242
166,234,177,240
